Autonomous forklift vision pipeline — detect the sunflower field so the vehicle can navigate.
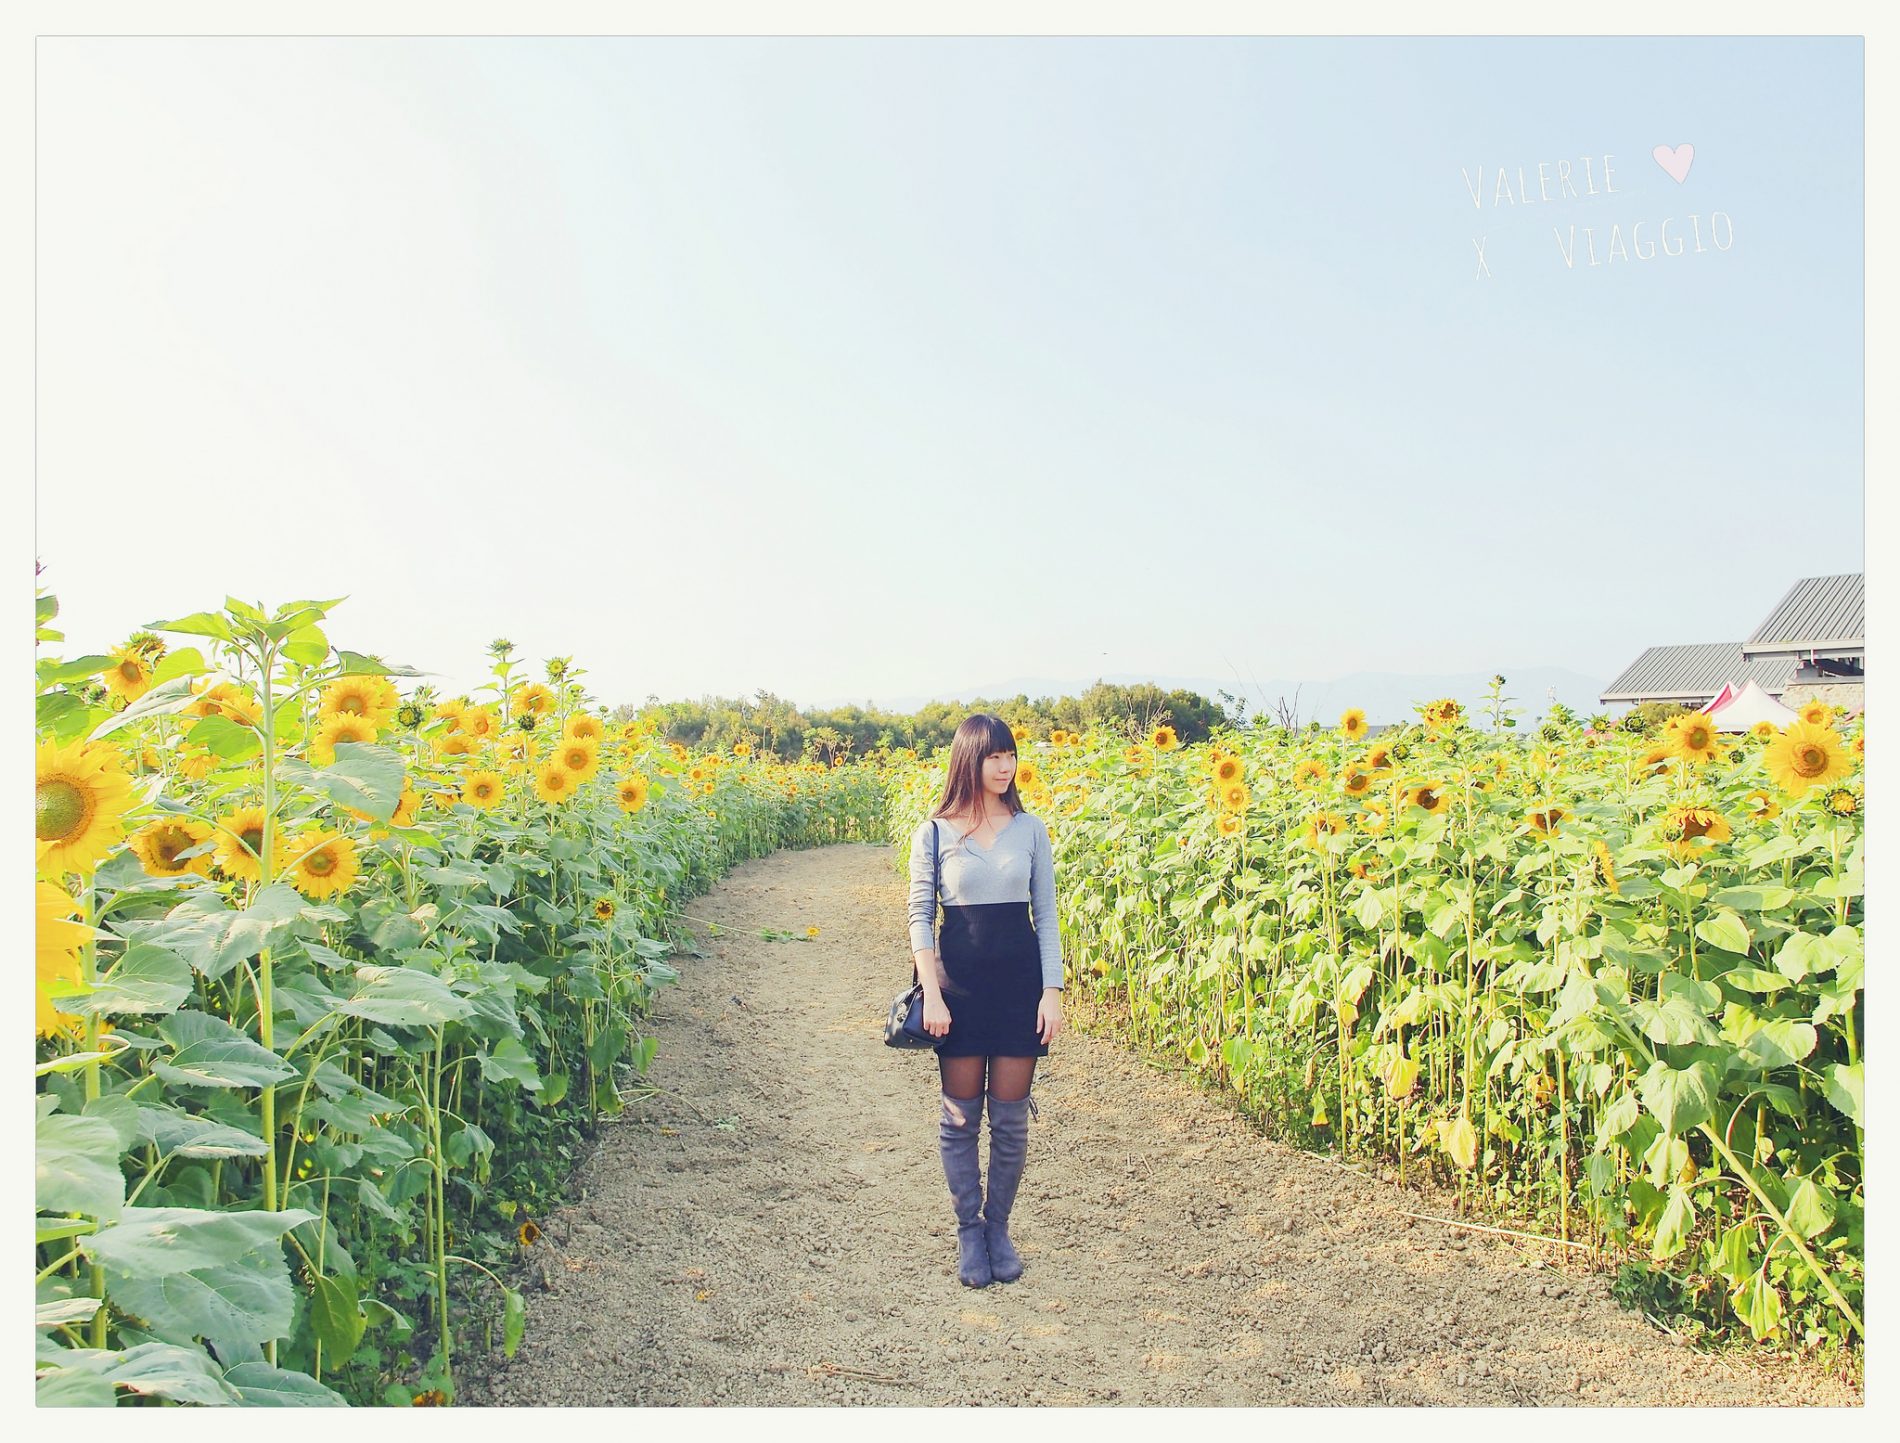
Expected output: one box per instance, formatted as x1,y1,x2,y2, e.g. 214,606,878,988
33,593,885,1407
888,702,1865,1352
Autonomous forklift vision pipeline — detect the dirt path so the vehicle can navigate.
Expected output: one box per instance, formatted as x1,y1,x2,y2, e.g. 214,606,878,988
464,843,1859,1407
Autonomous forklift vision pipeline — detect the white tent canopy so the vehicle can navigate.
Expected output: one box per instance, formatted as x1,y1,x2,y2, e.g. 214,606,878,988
1701,678,1800,732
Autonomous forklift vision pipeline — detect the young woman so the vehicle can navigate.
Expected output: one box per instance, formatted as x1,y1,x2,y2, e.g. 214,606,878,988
906,713,1065,1288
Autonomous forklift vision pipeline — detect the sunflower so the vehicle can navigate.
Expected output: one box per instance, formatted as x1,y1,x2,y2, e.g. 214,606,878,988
395,701,428,731
1661,804,1732,859
461,769,507,810
1301,811,1349,849
1010,723,1030,743
1638,745,1673,778
319,675,398,730
557,737,602,781
434,698,468,730
312,712,379,765
1798,700,1830,726
1762,721,1853,798
36,738,137,876
1211,754,1244,786
1293,758,1328,791
1406,780,1451,815
212,805,289,883
1340,708,1369,741
1122,744,1148,768
1750,720,1778,742
1663,712,1720,765
730,738,751,757
100,644,157,704
593,897,617,922
1349,857,1381,881
806,925,820,938
1151,725,1179,751
1741,788,1780,821
1824,786,1860,817
460,706,499,741
1421,698,1463,732
177,751,216,782
1363,744,1393,772
287,830,360,900
1215,812,1244,838
128,816,215,878
513,683,555,718
1526,803,1567,836
36,880,93,1038
1586,840,1618,894
534,760,579,804
434,732,480,761
687,764,707,784
1340,764,1373,798
517,1220,542,1247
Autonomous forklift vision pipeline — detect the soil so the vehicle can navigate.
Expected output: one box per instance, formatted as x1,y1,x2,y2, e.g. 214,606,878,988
462,842,1861,1408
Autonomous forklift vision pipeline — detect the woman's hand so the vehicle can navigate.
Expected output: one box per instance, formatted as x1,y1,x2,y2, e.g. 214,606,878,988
1037,988,1065,1045
922,993,952,1038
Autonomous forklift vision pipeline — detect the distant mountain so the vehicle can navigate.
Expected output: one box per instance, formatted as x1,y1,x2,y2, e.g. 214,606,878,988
810,668,1613,726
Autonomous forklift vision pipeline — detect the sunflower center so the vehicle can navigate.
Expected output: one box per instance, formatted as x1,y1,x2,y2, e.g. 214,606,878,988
37,779,91,842
118,661,143,682
1793,743,1827,777
339,696,366,715
239,826,266,858
153,826,193,866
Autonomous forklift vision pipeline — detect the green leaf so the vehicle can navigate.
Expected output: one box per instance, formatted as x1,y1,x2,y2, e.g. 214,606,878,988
1638,1059,1719,1137
1820,1062,1863,1127
335,649,423,678
82,1206,315,1277
1694,910,1752,956
82,1094,143,1150
1731,1268,1784,1340
309,1273,368,1359
1722,967,1792,995
1772,931,1818,983
88,673,203,740
223,1362,348,1406
338,964,474,1028
503,1288,526,1358
279,624,331,667
46,1339,243,1405
145,885,307,980
279,742,407,821
153,1012,297,1090
151,611,236,642
1651,1183,1696,1260
151,646,208,684
56,943,193,1017
136,1103,269,1160
1784,1178,1837,1241
38,653,112,687
110,1249,294,1345
35,1296,103,1329
477,1035,543,1092
1729,1018,1817,1073
35,1369,118,1407
185,714,261,762
36,1114,126,1223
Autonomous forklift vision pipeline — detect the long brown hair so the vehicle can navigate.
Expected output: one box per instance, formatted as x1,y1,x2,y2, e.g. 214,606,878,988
930,713,1023,823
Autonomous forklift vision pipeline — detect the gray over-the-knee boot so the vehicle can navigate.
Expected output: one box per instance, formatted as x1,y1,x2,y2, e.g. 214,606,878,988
938,1090,992,1287
982,1091,1038,1282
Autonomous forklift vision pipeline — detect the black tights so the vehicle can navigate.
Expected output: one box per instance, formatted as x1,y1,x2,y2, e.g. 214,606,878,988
939,1055,1037,1103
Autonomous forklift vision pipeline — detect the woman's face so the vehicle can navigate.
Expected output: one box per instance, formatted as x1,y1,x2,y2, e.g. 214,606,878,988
982,748,1017,796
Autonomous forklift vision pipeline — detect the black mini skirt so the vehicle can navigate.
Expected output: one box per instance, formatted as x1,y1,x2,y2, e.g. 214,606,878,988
935,900,1048,1058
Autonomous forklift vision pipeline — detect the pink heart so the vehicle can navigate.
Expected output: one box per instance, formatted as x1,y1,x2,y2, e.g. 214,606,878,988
1653,143,1695,184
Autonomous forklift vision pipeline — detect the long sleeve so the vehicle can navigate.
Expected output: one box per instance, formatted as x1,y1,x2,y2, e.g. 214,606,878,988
1029,817,1065,990
907,820,938,955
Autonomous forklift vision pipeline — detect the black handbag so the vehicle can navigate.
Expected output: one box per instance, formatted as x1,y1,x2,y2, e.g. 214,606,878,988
884,820,945,1050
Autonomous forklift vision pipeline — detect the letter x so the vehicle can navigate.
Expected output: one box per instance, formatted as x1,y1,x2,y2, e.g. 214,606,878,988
1472,236,1492,279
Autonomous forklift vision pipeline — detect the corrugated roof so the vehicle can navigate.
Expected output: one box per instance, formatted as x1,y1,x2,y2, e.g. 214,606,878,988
1600,643,1798,704
1743,573,1863,657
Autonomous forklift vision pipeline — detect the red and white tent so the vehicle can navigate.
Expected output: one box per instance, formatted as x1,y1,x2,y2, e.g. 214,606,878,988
1700,678,1799,732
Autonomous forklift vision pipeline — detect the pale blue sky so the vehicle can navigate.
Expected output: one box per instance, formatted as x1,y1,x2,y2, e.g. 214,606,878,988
36,36,1862,708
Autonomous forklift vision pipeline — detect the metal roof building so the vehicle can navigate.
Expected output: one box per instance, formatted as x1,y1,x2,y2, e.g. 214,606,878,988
1742,573,1864,661
1601,574,1863,707
1600,644,1798,705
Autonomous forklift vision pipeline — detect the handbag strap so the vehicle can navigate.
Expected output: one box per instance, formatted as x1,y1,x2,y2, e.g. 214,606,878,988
911,819,941,988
